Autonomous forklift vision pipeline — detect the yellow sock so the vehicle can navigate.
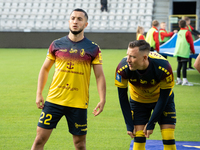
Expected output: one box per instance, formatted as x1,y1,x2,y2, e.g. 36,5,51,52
133,130,146,150
161,128,177,150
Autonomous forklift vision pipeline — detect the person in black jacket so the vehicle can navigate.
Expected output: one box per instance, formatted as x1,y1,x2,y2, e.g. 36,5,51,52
101,0,108,12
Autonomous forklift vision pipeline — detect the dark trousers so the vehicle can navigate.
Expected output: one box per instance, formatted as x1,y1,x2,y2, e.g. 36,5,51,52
188,57,192,68
177,57,188,78
101,3,107,12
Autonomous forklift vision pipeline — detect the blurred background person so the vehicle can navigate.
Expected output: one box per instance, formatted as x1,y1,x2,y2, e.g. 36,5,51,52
184,17,200,70
174,20,195,86
136,26,145,40
146,20,160,52
100,0,108,12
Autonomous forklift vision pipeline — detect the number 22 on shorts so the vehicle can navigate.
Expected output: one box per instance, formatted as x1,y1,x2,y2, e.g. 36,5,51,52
39,112,52,125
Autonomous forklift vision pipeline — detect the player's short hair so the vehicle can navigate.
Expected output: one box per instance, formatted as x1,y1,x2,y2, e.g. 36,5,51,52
184,17,190,21
179,19,186,28
71,8,88,21
128,40,150,52
152,20,159,27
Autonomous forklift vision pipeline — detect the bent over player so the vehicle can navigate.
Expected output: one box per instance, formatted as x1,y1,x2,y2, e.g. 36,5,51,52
31,9,106,150
115,40,176,150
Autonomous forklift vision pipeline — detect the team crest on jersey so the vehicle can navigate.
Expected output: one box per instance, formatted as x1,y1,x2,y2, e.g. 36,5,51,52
151,79,156,85
80,49,85,57
116,73,122,82
130,79,137,82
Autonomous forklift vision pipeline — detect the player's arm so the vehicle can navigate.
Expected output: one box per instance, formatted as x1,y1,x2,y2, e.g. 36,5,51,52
186,31,195,54
161,31,174,38
191,29,200,37
92,64,106,116
144,88,171,138
36,59,55,109
117,87,135,138
153,31,160,52
194,54,200,73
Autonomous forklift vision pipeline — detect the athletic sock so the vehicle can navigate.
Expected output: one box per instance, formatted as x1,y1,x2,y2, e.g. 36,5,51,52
161,128,177,150
133,130,146,150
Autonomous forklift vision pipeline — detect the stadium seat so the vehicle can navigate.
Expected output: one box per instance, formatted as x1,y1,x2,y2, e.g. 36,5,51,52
0,0,153,32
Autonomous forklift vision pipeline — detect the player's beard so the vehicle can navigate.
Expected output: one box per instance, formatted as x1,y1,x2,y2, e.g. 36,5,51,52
69,27,84,35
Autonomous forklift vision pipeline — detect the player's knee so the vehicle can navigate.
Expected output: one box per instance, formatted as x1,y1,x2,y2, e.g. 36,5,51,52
73,135,86,150
34,135,48,147
74,140,86,150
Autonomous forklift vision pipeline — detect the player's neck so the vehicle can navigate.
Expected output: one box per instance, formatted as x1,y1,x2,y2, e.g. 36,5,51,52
141,59,149,70
68,32,84,42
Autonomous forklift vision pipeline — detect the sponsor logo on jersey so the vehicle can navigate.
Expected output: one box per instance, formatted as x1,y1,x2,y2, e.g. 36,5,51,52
69,48,78,53
59,49,68,52
140,79,147,84
130,79,137,82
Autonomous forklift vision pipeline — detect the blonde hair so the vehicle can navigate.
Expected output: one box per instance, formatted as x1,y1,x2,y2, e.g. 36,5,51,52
136,26,144,39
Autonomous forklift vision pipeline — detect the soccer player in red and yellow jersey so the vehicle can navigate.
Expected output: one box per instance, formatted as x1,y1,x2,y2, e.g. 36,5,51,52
115,40,176,150
31,9,106,150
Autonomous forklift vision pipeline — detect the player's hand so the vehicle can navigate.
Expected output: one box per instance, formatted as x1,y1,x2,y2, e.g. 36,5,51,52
36,94,44,109
173,30,178,33
198,34,200,38
127,130,135,138
93,101,105,116
143,124,153,138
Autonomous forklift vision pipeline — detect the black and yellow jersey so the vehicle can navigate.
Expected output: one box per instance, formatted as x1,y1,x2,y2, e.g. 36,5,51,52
115,52,174,103
46,36,102,109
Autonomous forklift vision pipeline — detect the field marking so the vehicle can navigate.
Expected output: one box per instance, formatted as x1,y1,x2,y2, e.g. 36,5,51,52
173,70,197,73
173,70,200,85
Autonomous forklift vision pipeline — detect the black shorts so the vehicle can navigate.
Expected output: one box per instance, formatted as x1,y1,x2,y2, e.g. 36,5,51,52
37,101,87,135
177,56,189,62
130,92,176,125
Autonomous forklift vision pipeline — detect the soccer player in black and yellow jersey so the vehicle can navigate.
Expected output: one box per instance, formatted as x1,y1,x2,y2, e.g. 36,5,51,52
31,9,106,150
115,40,176,150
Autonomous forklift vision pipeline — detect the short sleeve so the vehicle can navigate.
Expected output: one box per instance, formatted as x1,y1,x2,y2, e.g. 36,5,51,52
159,63,174,89
115,58,129,88
46,42,56,61
115,72,128,88
92,48,103,65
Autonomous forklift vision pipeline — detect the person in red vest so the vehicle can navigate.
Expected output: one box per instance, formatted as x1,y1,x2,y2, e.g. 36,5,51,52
146,20,160,52
159,22,177,45
184,17,200,70
159,22,177,58
136,26,145,40
174,20,195,86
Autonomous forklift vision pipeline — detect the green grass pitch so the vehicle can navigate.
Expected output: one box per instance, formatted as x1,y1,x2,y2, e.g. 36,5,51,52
0,48,200,150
